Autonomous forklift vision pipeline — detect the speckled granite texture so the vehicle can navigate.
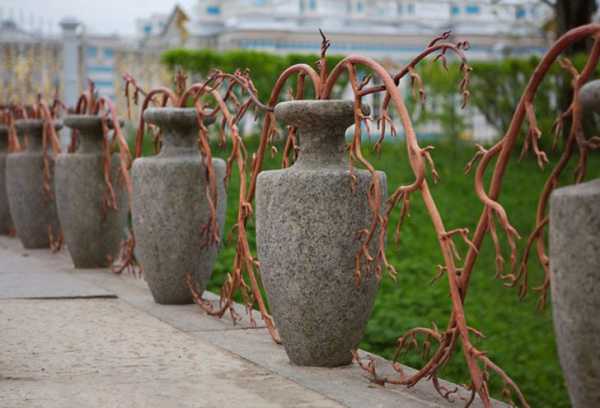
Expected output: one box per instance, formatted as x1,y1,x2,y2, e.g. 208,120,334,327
0,125,14,234
581,80,600,114
550,179,600,408
256,100,387,367
6,119,62,248
55,115,128,268
132,108,226,304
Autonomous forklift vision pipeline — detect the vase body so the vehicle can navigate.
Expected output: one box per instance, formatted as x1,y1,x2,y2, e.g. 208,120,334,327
0,125,14,234
55,115,128,268
580,80,600,115
256,100,387,367
132,108,226,304
550,179,600,408
6,119,62,248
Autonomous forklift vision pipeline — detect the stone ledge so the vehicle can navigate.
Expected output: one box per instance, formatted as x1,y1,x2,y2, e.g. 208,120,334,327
0,236,508,408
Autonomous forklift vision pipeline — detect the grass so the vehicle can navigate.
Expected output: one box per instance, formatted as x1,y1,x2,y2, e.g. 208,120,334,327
139,131,599,407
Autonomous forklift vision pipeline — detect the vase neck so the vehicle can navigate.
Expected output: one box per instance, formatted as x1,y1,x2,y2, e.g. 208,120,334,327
25,134,44,152
16,119,61,153
143,108,214,157
77,131,104,153
63,116,107,154
274,100,369,170
159,127,198,156
294,123,349,168
19,121,44,152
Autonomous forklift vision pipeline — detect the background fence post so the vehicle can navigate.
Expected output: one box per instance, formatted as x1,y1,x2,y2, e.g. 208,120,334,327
59,17,80,146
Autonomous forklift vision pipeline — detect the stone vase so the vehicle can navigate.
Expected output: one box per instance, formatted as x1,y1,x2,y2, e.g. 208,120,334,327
6,119,62,249
550,179,600,407
132,108,226,304
255,100,387,367
55,115,128,268
0,125,14,235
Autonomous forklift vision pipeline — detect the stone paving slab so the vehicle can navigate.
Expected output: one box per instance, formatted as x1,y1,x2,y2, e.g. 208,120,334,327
0,236,508,407
197,329,490,408
0,244,114,299
0,236,265,331
76,269,267,332
0,298,342,408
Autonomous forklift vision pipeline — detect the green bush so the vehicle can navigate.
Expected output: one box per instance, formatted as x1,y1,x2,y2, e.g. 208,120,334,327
163,48,599,144
409,53,599,141
161,48,346,101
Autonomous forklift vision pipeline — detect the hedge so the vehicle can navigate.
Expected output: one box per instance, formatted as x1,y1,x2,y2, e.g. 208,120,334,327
163,49,598,140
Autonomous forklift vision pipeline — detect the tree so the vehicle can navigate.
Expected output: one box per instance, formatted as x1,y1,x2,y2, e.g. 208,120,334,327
545,0,598,53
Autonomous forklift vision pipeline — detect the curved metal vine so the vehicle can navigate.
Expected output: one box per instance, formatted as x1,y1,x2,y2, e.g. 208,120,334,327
467,26,600,311
128,25,600,407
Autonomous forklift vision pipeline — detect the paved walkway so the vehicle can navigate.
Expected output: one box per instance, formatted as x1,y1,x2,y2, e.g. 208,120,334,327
0,236,503,408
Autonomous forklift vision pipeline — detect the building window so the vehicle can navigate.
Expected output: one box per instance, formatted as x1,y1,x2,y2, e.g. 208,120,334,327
255,0,266,5
89,66,113,74
207,5,221,15
143,24,151,34
309,0,316,10
516,6,526,19
407,3,415,14
356,1,363,12
86,47,97,59
465,5,480,14
397,3,403,15
450,5,460,16
92,80,114,89
103,48,114,59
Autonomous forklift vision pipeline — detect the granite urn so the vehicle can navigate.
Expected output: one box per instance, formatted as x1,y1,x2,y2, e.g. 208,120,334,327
6,119,62,248
256,100,387,367
132,108,226,304
55,115,128,268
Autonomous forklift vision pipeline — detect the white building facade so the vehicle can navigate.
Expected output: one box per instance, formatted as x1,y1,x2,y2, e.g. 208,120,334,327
138,0,551,61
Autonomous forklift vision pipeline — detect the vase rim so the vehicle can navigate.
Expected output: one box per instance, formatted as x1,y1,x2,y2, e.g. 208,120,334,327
274,100,370,128
15,119,63,133
553,178,600,198
143,107,215,129
63,114,123,131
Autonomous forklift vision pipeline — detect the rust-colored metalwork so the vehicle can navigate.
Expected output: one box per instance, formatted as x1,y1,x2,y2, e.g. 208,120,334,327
187,28,506,404
129,25,600,407
347,25,600,408
466,25,600,313
195,26,600,406
241,30,505,405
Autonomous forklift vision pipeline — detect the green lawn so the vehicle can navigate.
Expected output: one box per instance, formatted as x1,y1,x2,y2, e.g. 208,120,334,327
148,133,598,407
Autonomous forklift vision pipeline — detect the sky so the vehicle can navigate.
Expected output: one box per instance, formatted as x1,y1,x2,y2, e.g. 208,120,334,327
1,0,196,35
